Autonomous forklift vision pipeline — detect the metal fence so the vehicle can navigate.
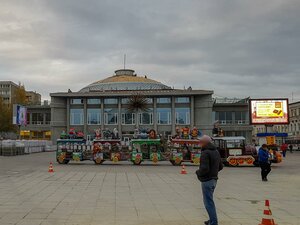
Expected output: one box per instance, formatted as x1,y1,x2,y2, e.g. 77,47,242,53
0,140,55,156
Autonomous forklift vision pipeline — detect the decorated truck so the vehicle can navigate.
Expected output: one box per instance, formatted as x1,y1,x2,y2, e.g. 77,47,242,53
212,136,258,166
56,139,93,164
168,126,202,166
92,128,130,164
168,139,201,166
130,129,162,165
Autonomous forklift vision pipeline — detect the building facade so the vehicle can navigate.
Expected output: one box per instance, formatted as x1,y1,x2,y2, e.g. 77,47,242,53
274,101,300,142
50,69,214,143
26,91,41,105
20,103,51,139
212,98,253,142
0,81,20,104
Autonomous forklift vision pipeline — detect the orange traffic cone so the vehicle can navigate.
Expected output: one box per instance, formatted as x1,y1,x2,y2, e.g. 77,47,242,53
259,200,277,225
48,162,54,173
181,164,187,174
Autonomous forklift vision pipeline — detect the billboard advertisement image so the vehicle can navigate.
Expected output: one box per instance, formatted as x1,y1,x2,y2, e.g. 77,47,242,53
249,99,289,125
13,104,28,126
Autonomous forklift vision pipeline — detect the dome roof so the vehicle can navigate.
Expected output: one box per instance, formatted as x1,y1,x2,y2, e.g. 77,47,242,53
79,69,171,92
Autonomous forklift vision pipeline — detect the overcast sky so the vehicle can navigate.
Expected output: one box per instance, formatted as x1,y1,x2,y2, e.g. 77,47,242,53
0,0,299,102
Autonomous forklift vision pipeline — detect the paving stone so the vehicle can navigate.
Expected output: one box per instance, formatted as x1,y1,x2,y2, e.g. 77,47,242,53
0,151,300,224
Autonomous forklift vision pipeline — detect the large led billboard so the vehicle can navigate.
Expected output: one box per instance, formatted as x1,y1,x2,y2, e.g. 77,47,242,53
249,99,289,125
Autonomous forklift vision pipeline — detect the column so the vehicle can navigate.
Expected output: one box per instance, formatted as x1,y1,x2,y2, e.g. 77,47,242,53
118,98,122,138
101,98,104,131
83,98,87,138
190,96,194,128
66,98,70,131
29,113,33,125
43,112,46,125
153,98,157,131
171,96,176,135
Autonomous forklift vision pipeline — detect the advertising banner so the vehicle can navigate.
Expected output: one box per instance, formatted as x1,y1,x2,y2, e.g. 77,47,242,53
13,104,28,126
249,99,289,125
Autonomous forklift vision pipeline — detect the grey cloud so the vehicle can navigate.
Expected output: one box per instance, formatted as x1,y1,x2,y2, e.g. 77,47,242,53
0,0,299,101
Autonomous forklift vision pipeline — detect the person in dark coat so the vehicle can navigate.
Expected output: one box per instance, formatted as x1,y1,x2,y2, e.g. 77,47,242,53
289,144,293,153
196,135,223,225
258,144,271,181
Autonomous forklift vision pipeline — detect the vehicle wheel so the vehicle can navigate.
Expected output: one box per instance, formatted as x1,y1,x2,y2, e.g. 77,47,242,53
170,160,182,166
57,156,68,164
132,158,142,165
94,158,104,165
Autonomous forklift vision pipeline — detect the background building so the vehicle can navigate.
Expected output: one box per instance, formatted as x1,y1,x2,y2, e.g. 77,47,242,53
26,91,41,105
50,69,214,143
212,97,253,142
0,81,20,105
273,101,300,145
20,103,51,140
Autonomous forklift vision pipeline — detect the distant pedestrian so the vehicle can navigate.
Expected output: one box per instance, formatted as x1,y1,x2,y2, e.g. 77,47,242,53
196,135,223,225
258,144,271,181
280,143,287,157
289,144,293,153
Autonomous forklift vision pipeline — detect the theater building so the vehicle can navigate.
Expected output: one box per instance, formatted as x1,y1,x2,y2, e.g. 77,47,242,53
50,69,214,143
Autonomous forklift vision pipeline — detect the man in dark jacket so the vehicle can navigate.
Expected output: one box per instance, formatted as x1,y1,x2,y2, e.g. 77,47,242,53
258,144,271,181
196,135,223,225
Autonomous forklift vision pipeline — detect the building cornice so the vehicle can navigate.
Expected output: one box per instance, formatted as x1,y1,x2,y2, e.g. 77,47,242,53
50,89,213,97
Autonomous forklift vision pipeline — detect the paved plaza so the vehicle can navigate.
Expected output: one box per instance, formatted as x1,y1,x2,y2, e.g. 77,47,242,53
0,152,299,225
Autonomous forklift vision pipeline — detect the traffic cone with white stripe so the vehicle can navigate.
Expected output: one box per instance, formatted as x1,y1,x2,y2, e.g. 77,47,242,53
48,162,54,173
259,200,277,225
181,164,187,174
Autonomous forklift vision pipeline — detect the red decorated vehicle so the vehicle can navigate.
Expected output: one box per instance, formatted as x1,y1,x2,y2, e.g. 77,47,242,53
212,136,258,166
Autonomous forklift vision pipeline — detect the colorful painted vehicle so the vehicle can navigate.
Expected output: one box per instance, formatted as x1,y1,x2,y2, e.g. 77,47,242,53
168,139,202,166
213,136,258,166
92,139,130,164
56,139,93,164
130,139,162,165
267,145,282,163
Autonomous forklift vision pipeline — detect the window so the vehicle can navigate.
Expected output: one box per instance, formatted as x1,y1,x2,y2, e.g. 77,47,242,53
87,99,101,104
175,108,190,124
71,99,83,104
215,111,233,124
45,113,51,124
87,109,101,125
121,111,135,125
104,108,118,124
139,109,153,125
157,97,171,104
157,108,171,124
26,113,30,124
175,97,190,103
235,111,247,124
146,98,153,104
32,113,43,125
104,98,118,104
70,109,84,125
121,98,129,104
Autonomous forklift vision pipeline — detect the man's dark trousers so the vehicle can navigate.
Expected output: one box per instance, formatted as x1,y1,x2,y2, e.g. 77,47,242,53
260,162,271,180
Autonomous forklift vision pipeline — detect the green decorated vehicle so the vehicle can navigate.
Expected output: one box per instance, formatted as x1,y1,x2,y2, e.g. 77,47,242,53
56,139,93,164
130,139,162,165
